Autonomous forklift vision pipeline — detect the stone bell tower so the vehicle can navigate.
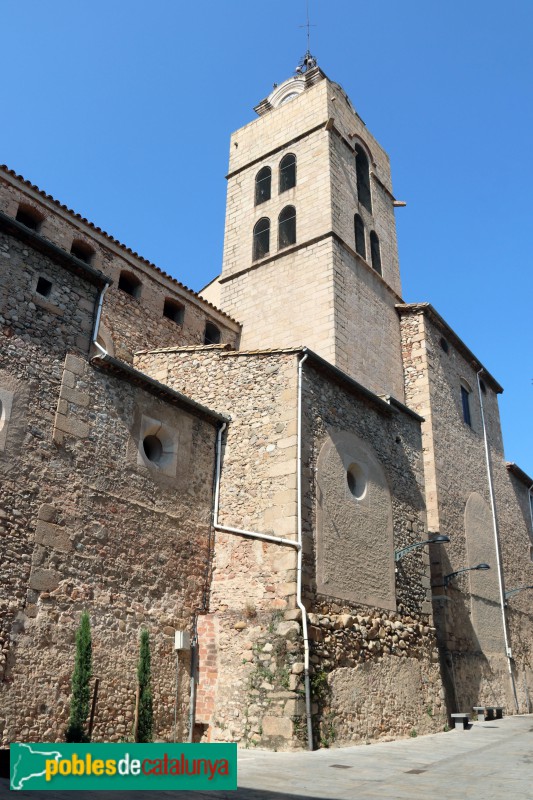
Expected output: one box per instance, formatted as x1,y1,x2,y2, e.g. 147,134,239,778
201,57,406,401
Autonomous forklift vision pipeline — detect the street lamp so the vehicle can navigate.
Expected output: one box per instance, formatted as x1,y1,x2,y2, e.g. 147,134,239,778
505,585,533,600
394,533,450,563
443,563,490,588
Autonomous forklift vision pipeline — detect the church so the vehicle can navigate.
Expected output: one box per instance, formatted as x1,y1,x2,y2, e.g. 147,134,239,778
1,55,532,750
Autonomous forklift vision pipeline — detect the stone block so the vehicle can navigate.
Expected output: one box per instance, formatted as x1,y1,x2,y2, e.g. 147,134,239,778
283,608,302,622
284,698,305,716
61,370,76,389
276,621,300,639
29,568,60,592
54,414,89,439
262,716,293,738
34,520,72,552
64,354,86,376
60,386,90,408
38,504,57,523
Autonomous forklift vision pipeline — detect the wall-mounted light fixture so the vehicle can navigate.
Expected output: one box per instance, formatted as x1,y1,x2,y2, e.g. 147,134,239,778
173,630,191,742
395,533,450,563
443,563,490,588
504,584,533,601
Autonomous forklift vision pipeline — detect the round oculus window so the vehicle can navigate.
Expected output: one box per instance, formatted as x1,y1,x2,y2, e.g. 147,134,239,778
143,434,163,464
347,462,367,500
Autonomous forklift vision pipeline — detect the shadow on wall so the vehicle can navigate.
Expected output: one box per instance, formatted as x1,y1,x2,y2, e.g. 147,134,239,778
432,549,505,718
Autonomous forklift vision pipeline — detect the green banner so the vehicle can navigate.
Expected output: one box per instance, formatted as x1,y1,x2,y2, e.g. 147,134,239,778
10,743,237,791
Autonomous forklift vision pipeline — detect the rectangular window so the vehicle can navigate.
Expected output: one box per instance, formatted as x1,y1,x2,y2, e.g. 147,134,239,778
461,386,472,427
36,276,52,298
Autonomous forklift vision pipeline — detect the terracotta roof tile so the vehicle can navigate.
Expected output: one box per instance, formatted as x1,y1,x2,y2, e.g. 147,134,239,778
0,165,241,327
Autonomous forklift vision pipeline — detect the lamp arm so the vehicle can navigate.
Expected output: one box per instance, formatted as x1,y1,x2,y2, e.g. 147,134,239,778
394,538,446,563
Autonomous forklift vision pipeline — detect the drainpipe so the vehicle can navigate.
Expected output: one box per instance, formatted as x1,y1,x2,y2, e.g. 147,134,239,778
210,352,314,751
91,282,110,356
296,352,313,751
527,483,533,539
477,369,519,711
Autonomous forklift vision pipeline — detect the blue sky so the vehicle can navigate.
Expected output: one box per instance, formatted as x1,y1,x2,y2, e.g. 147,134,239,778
2,1,531,472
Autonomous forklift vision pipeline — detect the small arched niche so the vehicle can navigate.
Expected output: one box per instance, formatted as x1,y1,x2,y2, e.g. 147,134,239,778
118,270,142,299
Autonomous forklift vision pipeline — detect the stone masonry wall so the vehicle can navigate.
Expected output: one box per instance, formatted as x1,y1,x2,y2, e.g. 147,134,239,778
399,307,533,714
0,228,219,745
0,229,98,720
0,171,241,366
301,362,445,745
135,347,305,749
327,87,402,298
207,239,337,366
1,352,217,745
332,241,405,401
136,347,447,747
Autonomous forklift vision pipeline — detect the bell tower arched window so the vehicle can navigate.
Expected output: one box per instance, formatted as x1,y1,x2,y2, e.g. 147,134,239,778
370,231,381,275
279,154,296,192
278,206,296,249
255,167,271,205
355,146,372,213
354,214,366,258
253,218,270,260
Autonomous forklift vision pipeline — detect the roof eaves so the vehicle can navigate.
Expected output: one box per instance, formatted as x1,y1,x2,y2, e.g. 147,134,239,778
90,354,229,424
506,462,533,488
303,348,421,420
135,343,233,356
0,210,110,289
396,302,503,394
0,165,241,327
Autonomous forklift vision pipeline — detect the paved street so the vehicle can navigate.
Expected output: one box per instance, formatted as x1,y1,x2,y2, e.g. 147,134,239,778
2,715,532,799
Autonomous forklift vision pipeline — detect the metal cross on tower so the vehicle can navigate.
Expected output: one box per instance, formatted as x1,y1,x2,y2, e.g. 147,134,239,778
296,0,317,74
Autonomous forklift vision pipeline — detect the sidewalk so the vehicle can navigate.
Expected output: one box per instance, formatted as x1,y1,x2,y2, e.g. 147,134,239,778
2,715,532,799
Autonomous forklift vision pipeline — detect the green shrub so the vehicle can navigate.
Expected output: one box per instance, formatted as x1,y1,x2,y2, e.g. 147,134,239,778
136,629,153,743
65,612,92,743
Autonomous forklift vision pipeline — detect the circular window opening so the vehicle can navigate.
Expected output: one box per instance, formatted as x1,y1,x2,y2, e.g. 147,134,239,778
143,434,163,464
347,462,366,500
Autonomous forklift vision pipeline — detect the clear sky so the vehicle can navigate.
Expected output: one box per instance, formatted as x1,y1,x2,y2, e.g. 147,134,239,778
2,0,531,473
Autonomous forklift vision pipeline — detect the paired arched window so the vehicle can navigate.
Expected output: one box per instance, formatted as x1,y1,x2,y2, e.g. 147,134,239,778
255,167,271,205
279,154,296,192
204,322,221,345
253,218,270,260
354,214,366,258
278,206,296,249
355,145,372,213
370,231,381,275
118,270,142,298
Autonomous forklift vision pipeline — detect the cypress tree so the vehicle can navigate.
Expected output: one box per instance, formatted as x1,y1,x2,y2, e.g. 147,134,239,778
136,628,153,743
65,611,92,743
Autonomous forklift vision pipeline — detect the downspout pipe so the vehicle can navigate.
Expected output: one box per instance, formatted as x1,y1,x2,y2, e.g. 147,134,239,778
477,369,519,711
91,282,110,356
211,352,314,751
296,352,313,751
529,484,533,546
